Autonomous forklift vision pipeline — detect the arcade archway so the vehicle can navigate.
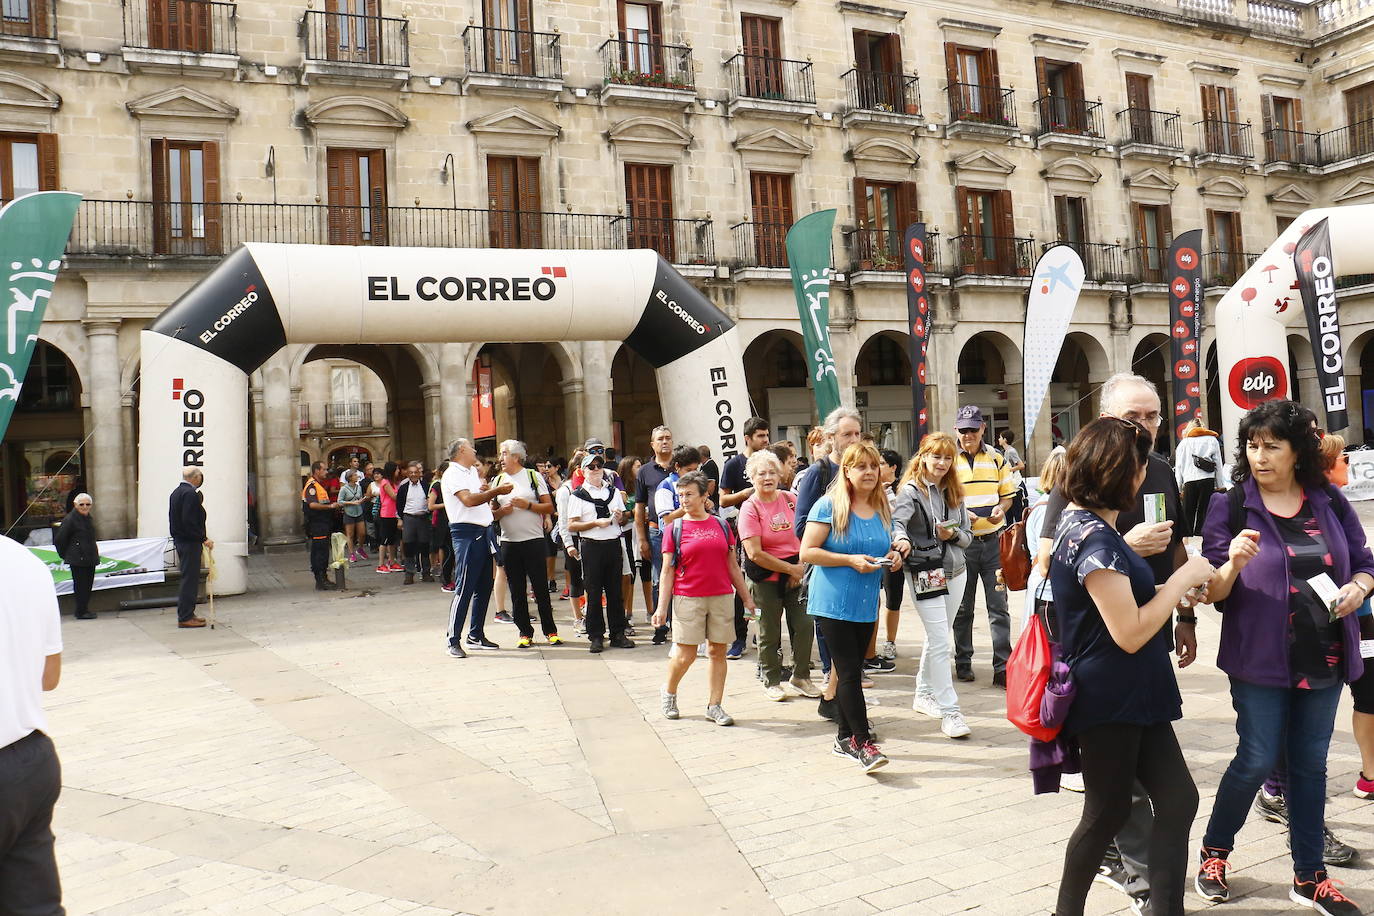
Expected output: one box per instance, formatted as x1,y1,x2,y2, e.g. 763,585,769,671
742,330,810,445
3,339,85,540
856,331,913,453
611,344,662,459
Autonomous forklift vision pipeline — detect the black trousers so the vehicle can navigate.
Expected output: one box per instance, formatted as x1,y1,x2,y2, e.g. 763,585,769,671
434,522,453,584
505,538,556,638
174,539,201,622
1182,479,1214,539
1058,721,1199,916
580,537,626,641
401,515,431,576
308,533,329,580
0,730,63,916
815,616,875,744
70,567,94,616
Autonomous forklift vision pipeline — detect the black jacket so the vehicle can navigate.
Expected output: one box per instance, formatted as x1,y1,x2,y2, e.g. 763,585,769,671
54,509,99,567
169,481,207,543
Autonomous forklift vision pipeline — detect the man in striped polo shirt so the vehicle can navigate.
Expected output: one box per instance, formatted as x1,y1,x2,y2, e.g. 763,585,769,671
951,405,1017,686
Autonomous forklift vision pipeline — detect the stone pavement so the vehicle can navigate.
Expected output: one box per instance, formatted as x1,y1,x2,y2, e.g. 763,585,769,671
45,537,1374,915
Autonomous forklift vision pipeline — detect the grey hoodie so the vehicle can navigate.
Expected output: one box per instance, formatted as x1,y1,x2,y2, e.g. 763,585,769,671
892,478,973,579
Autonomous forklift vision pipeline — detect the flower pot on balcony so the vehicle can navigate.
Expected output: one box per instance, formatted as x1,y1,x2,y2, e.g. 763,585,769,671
904,103,919,115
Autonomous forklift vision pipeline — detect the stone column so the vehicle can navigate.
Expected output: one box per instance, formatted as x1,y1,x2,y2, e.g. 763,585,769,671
421,382,442,463
121,392,137,536
561,377,586,456
439,343,472,447
84,320,127,536
929,291,959,442
259,351,303,545
580,341,611,447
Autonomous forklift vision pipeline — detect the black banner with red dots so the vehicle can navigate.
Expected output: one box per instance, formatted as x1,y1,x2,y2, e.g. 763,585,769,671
903,223,930,452
1167,229,1204,441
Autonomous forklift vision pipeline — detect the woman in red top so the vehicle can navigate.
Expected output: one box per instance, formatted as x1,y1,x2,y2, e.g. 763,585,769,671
654,471,757,726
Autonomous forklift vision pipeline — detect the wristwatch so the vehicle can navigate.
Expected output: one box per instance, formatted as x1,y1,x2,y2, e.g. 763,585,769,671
1176,614,1198,625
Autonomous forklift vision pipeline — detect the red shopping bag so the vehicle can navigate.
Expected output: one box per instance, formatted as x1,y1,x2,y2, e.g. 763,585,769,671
1006,612,1061,742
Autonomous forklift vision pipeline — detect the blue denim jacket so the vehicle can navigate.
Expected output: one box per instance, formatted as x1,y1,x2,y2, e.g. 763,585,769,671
1201,478,1374,688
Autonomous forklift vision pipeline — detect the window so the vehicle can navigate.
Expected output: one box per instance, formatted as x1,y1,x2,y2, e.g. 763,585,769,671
483,0,533,76
624,162,674,260
1200,84,1243,155
1054,196,1088,246
0,132,56,201
2,0,49,38
852,177,915,268
1132,203,1172,282
1035,58,1088,133
326,148,387,246
330,366,363,426
852,30,903,110
147,0,212,53
486,155,541,248
1261,95,1307,163
16,340,74,412
324,0,381,64
1346,83,1374,157
1208,209,1245,283
860,335,907,387
1124,73,1155,143
749,171,793,267
618,1,661,74
740,14,782,97
944,43,1002,121
152,138,221,255
955,186,1016,275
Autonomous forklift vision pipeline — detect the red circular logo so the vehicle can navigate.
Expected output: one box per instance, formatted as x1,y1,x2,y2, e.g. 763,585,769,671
917,363,927,384
913,317,925,338
1186,381,1201,398
1179,300,1196,319
909,238,924,262
1172,320,1191,339
1181,339,1198,357
917,295,929,316
1171,278,1190,298
1174,247,1199,271
909,270,924,293
1174,359,1197,379
1228,356,1287,409
1175,399,1193,417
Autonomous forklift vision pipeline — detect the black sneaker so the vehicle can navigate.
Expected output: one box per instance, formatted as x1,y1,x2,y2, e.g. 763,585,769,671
548,579,558,594
817,697,838,722
1291,870,1362,915
992,670,1007,689
1280,819,1359,866
494,610,514,623
1255,787,1289,825
446,644,467,659
589,637,604,654
1195,848,1231,903
862,657,897,674
852,738,889,774
652,627,668,645
315,579,339,591
609,636,636,649
832,737,859,760
1094,850,1130,894
956,668,975,682
464,636,499,650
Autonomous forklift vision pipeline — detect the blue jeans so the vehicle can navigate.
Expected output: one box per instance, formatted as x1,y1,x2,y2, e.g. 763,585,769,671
448,523,495,646
649,527,664,604
1203,678,1343,873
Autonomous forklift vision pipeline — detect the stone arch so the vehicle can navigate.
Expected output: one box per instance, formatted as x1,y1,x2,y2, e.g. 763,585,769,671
742,329,810,438
855,328,912,387
954,327,1022,382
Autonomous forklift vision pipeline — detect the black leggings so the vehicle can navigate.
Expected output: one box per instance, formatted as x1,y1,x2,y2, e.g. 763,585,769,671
815,616,875,744
70,565,95,615
1058,721,1199,916
1182,478,1214,539
883,567,904,612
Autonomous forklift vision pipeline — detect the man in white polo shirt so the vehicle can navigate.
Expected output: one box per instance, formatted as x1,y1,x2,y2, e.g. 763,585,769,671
440,438,512,658
0,534,65,914
491,439,560,648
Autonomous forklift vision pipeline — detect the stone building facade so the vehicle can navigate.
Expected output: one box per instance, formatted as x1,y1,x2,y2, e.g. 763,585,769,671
3,0,1373,545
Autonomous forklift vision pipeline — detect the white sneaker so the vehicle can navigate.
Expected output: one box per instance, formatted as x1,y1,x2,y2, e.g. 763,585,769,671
940,712,971,739
705,704,734,726
1061,772,1085,793
789,676,821,698
880,640,897,660
912,693,942,719
762,684,786,702
660,685,679,720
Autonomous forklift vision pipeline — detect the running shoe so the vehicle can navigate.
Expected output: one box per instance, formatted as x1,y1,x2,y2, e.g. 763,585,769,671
1291,870,1361,915
560,587,570,600
1256,787,1289,825
726,639,744,660
1195,848,1231,903
440,582,456,593
1095,849,1130,894
464,636,500,650
763,684,786,702
705,704,734,726
880,640,897,660
817,697,838,721
832,737,859,760
546,634,563,646
912,693,941,719
548,579,558,594
1356,773,1374,799
1061,772,1085,793
789,676,821,698
357,547,368,559
348,551,359,563
388,562,404,571
376,564,390,574
575,619,587,636
862,656,897,674
1293,828,1360,867
446,644,467,659
940,712,971,739
660,686,679,719
852,738,888,773
517,636,532,649
494,610,514,623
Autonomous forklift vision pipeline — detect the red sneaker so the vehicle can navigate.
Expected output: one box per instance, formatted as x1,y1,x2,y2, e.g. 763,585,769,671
389,563,404,571
376,565,390,574
1355,773,1374,799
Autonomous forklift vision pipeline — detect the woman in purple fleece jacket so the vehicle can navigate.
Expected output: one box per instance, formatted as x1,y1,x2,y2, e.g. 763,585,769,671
1196,400,1374,915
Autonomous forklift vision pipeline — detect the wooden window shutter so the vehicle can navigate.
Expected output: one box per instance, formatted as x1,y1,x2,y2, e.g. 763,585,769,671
367,149,387,246
1054,195,1068,240
982,48,1000,89
326,148,361,245
151,139,170,253
516,156,541,247
516,0,531,33
36,133,58,190
955,185,972,236
887,33,903,74
1068,63,1085,103
1260,94,1275,160
898,181,918,228
201,140,222,254
1230,211,1243,255
1206,208,1218,249
851,176,868,227
853,31,871,71
852,176,871,266
943,42,959,87
148,0,168,49
1201,85,1219,122
1160,204,1173,247
994,189,1014,237
1125,73,1150,110
486,156,512,247
648,3,663,72
191,0,212,52
1034,56,1050,99
29,0,48,37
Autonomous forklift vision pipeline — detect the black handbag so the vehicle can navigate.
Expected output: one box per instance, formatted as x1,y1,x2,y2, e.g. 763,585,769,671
1193,453,1217,474
744,552,799,582
901,486,945,573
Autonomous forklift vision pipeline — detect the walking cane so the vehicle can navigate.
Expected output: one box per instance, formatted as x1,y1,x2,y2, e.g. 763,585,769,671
203,543,217,629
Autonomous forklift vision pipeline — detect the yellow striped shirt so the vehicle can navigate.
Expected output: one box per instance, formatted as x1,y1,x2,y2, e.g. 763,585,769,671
956,445,1017,536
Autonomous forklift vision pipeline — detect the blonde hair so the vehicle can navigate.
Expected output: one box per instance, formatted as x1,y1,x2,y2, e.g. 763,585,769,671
1319,433,1346,470
1038,452,1067,493
826,442,891,536
745,449,783,482
899,432,964,510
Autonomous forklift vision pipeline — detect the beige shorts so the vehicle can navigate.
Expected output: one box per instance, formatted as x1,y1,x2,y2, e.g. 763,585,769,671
672,594,735,646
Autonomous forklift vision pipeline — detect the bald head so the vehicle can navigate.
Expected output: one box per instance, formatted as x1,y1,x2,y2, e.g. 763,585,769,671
182,467,204,486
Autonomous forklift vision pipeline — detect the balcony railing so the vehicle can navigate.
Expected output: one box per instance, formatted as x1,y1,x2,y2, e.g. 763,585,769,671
1042,241,1124,283
732,220,790,268
725,54,815,104
947,84,1016,127
849,228,941,274
599,38,693,91
123,0,236,54
1315,118,1374,165
323,401,374,430
303,9,407,67
1205,250,1261,286
1034,96,1103,137
65,200,715,264
2,0,55,39
463,26,561,79
1196,119,1253,158
1263,128,1321,166
1116,108,1184,150
841,70,919,115
949,234,1033,277
1125,245,1168,284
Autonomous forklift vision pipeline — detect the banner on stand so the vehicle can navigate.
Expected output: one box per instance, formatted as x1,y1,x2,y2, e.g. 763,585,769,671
1023,246,1085,450
1294,219,1348,430
902,223,930,449
1167,230,1205,440
29,536,168,595
786,210,841,420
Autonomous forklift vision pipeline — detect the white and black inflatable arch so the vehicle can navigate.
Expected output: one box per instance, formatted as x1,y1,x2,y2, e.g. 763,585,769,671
138,244,750,595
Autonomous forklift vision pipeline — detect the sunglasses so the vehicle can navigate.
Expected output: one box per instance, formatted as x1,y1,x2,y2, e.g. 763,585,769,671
588,446,605,453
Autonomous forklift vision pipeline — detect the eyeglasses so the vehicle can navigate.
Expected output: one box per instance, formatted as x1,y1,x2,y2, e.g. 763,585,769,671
588,446,605,453
1121,410,1162,425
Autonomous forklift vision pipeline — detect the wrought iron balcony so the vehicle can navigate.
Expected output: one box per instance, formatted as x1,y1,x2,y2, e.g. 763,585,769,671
1195,119,1253,159
1125,245,1169,284
1262,128,1321,166
65,199,715,265
946,83,1016,127
732,220,790,269
123,0,236,54
725,54,815,104
324,401,374,430
463,25,561,79
303,9,407,67
1116,108,1184,151
1204,250,1261,286
842,70,919,115
949,234,1033,277
1034,96,1103,138
1314,118,1374,165
848,227,941,274
1041,241,1124,283
599,38,693,91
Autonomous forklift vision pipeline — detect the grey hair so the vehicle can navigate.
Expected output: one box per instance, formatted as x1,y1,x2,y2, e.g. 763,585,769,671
447,438,471,459
1099,372,1158,414
822,406,863,437
745,450,782,482
651,425,672,439
73,492,92,506
182,466,203,481
499,439,527,459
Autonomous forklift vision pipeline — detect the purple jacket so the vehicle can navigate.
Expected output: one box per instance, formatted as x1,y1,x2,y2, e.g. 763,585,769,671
1201,478,1374,688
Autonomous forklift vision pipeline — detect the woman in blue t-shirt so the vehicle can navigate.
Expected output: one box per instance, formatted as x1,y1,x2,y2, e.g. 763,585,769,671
1050,417,1214,916
801,441,907,774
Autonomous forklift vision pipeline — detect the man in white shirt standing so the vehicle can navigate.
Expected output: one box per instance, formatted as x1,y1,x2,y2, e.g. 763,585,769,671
0,535,65,914
491,439,561,648
567,454,636,654
440,438,512,658
396,460,433,585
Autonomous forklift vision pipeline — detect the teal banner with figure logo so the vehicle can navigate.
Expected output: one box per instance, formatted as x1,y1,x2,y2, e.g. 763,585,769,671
0,191,82,441
786,210,841,420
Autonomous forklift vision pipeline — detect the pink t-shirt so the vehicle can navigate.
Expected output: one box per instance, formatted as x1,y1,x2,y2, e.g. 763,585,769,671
379,480,399,519
737,492,800,582
662,516,736,598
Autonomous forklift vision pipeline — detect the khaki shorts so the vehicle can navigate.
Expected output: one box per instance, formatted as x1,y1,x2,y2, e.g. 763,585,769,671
672,594,735,646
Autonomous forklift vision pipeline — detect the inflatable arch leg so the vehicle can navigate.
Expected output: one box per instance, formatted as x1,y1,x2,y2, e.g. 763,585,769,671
1215,204,1374,444
138,245,750,595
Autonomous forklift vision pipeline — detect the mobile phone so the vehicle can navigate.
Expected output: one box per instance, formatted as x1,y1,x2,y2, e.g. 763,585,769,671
875,556,895,567
939,519,960,531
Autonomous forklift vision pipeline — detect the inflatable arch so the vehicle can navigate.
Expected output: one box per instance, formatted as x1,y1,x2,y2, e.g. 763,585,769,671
138,244,750,595
1215,204,1374,442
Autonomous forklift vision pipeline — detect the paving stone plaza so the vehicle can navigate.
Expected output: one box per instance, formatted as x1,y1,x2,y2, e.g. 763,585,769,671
41,516,1374,916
